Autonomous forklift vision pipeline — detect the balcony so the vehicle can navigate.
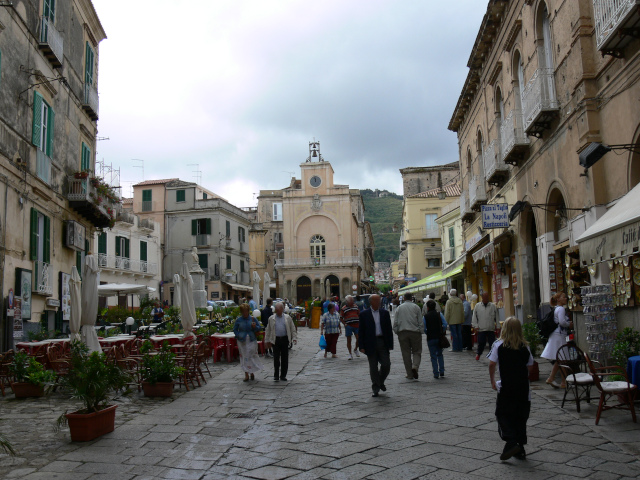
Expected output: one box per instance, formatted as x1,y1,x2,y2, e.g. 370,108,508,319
239,241,247,253
34,260,53,296
116,212,134,225
444,247,456,264
469,176,488,211
82,83,99,121
423,227,440,239
484,139,508,187
223,237,232,250
36,150,51,185
141,200,153,212
594,0,640,55
139,218,154,231
240,272,250,284
194,234,210,247
460,192,473,222
522,68,559,137
97,254,157,276
275,242,284,251
38,16,63,68
68,177,120,228
275,256,364,269
500,109,530,166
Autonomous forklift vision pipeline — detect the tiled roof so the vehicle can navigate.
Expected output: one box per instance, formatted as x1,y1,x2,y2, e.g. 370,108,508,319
165,179,196,188
133,178,179,186
410,181,461,198
122,197,133,204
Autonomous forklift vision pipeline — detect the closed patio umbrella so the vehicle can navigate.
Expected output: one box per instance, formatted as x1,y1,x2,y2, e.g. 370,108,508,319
80,255,102,353
68,266,81,342
173,273,181,308
263,272,271,304
179,263,196,339
252,271,261,305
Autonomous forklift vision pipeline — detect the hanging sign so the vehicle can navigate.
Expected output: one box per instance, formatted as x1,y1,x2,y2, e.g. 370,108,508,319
481,204,509,229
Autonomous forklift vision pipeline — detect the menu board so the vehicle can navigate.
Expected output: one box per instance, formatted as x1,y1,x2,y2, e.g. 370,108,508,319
492,262,504,307
13,297,23,338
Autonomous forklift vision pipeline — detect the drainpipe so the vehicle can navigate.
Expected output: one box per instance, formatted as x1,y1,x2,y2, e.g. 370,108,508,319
0,173,9,350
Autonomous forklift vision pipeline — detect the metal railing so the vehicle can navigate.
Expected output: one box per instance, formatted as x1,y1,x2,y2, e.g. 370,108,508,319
34,260,53,295
469,175,487,207
239,241,246,252
500,109,529,159
522,68,559,132
141,200,152,212
460,191,469,218
116,212,134,224
239,272,250,284
444,247,456,264
98,254,157,275
195,234,210,247
275,256,364,269
83,83,99,118
39,16,63,66
139,218,154,230
36,150,51,184
423,227,440,239
484,138,507,181
594,0,638,50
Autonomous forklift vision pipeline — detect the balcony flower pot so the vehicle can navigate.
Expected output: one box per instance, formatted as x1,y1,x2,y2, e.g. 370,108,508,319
65,405,117,442
74,171,89,179
10,382,44,398
142,381,174,398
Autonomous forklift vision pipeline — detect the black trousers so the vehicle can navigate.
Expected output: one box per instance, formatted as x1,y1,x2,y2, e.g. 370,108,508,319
462,325,473,350
477,330,496,356
496,394,530,446
366,337,391,392
273,336,289,379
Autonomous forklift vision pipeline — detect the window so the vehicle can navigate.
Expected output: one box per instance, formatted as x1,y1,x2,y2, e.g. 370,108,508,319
140,241,147,262
97,232,107,254
203,193,208,200
214,264,220,278
240,260,245,273
191,218,211,236
428,258,441,268
81,142,91,172
85,41,94,87
142,189,152,211
198,254,208,270
273,202,282,221
225,220,231,238
310,234,326,260
425,214,438,237
43,0,55,22
176,189,185,202
238,227,246,243
448,227,455,248
226,255,231,270
115,236,130,258
32,91,54,158
274,232,283,244
30,208,50,264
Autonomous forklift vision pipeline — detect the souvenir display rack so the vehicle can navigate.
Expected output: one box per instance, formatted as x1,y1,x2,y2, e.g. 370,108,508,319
581,284,616,363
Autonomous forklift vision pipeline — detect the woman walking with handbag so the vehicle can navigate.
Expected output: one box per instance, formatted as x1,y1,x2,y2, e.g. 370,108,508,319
232,303,263,382
320,303,342,358
424,300,446,379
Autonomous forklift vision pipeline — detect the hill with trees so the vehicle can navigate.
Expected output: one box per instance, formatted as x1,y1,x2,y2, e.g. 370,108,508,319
361,189,403,263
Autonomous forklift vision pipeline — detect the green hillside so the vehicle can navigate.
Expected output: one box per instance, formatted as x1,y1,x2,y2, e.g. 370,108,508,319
361,189,403,263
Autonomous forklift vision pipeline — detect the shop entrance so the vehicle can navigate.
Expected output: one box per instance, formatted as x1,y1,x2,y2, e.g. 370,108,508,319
521,209,541,321
296,276,311,302
325,275,340,297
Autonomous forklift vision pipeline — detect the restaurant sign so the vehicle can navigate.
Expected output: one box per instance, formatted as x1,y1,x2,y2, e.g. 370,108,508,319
481,204,509,229
579,219,640,264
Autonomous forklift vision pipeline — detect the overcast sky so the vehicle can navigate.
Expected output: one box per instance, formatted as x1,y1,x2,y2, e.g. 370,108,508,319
91,0,487,208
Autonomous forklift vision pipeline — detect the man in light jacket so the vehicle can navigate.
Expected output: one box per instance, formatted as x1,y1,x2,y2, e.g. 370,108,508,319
472,292,498,361
444,289,464,352
264,302,297,381
392,293,423,380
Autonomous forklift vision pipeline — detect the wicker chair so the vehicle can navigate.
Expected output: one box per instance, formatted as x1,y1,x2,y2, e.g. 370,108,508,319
175,344,200,391
556,343,594,412
584,352,638,425
0,350,15,396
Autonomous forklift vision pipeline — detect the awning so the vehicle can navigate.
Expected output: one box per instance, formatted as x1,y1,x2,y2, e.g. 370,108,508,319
98,283,156,297
397,265,464,295
222,282,253,292
472,242,494,263
443,253,466,275
576,183,640,264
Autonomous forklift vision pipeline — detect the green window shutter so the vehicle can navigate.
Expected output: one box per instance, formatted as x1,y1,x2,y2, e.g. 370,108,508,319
76,251,82,278
85,42,94,85
203,193,207,199
240,260,245,273
225,220,230,237
206,218,212,235
32,92,43,148
198,254,208,269
81,143,90,171
98,232,107,254
115,236,121,256
85,239,89,254
226,255,231,270
46,105,54,156
176,190,185,202
44,0,54,20
140,241,147,261
43,215,51,263
191,219,197,235
30,208,38,260
124,238,130,258
142,189,152,201
448,227,455,248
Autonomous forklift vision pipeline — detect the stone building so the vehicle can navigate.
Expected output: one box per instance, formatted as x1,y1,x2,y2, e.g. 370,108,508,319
255,142,374,304
448,0,640,345
0,0,108,346
400,162,459,197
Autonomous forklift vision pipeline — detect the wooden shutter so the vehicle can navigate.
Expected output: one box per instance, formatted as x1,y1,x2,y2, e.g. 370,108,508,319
81,143,90,171
76,251,82,278
46,106,55,156
176,190,185,202
98,232,107,254
240,260,245,273
124,238,130,258
191,219,197,236
115,236,121,256
43,215,51,263
198,254,208,269
142,189,151,201
32,92,43,148
85,42,94,85
140,241,147,261
206,218,212,235
226,255,231,269
225,220,230,237
30,208,38,260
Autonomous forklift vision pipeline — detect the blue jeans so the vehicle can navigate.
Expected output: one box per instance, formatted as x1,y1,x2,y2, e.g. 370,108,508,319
449,324,463,351
427,339,445,377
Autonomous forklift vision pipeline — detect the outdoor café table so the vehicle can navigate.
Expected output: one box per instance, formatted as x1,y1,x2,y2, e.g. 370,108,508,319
628,355,640,388
211,333,237,363
149,334,183,348
98,335,135,350
15,338,68,355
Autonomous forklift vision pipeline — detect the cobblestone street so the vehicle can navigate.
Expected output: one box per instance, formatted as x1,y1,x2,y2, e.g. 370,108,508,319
1,328,640,480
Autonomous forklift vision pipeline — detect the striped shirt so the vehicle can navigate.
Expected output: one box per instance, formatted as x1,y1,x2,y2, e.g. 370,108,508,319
321,312,341,334
340,304,360,327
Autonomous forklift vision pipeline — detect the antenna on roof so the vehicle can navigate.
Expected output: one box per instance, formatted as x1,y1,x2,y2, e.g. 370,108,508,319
187,163,202,185
132,159,144,181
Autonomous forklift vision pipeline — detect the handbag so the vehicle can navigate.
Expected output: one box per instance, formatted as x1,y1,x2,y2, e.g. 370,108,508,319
319,335,327,350
439,322,450,349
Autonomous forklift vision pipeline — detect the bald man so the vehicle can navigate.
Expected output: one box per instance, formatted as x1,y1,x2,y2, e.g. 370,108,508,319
359,294,394,397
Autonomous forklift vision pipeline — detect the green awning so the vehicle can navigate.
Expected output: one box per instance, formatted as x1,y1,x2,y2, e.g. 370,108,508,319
397,264,464,295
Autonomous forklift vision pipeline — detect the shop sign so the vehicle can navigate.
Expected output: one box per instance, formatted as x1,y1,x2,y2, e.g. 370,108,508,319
481,204,509,229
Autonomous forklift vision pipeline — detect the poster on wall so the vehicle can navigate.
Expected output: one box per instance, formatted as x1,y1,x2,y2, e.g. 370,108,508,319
511,254,519,307
548,254,557,295
60,272,71,321
15,268,32,320
13,297,23,338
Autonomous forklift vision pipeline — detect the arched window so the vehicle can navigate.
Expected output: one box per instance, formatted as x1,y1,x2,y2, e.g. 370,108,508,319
310,235,326,262
495,87,504,122
541,4,553,70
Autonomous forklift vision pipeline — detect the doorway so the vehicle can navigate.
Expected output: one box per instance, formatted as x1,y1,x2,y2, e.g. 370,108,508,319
296,276,311,302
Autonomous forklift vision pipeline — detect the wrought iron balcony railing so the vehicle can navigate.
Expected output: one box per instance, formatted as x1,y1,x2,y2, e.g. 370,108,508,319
522,68,559,136
38,16,63,67
500,109,529,165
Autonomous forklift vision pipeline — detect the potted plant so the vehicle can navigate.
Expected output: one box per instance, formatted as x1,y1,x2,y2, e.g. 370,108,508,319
74,171,89,179
57,341,131,442
9,352,56,398
140,343,184,397
522,322,541,381
611,327,640,402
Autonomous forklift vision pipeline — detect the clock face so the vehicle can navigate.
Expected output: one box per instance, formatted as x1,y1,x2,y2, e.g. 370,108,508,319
310,175,322,187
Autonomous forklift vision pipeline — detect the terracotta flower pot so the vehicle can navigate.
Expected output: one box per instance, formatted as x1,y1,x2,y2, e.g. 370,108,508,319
65,405,117,442
528,360,540,382
11,382,44,398
142,381,174,398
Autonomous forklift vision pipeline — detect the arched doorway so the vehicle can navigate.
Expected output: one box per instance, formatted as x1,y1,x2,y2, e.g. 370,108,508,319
324,275,340,297
519,205,541,322
296,276,311,303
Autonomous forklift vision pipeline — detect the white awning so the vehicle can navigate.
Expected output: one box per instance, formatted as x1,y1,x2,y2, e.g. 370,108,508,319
222,282,253,292
576,182,640,264
98,283,156,297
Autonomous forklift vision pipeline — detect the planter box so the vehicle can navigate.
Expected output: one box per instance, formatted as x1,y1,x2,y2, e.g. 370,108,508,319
142,381,174,398
10,382,44,398
66,405,117,442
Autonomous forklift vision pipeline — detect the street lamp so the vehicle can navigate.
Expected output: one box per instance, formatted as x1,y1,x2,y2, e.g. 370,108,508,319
207,305,213,321
126,316,135,335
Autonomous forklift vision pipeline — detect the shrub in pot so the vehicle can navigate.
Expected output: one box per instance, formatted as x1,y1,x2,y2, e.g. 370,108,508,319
522,322,542,382
611,327,640,401
9,352,56,398
57,341,131,442
140,343,184,397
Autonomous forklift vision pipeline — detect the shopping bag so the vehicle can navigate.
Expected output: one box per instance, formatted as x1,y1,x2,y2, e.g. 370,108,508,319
319,335,327,350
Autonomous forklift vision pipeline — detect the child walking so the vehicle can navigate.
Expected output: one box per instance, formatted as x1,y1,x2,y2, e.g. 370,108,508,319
488,317,534,461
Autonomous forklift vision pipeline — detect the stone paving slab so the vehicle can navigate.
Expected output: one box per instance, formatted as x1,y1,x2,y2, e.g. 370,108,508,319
2,328,640,479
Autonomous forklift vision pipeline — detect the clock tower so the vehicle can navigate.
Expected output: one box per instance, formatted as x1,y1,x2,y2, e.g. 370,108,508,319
301,140,334,194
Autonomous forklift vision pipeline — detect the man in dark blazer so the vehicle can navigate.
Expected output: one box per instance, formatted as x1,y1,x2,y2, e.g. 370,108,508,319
359,294,394,397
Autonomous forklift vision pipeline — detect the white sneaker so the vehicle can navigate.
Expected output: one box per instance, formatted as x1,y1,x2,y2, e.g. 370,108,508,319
355,350,360,357
348,354,353,360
